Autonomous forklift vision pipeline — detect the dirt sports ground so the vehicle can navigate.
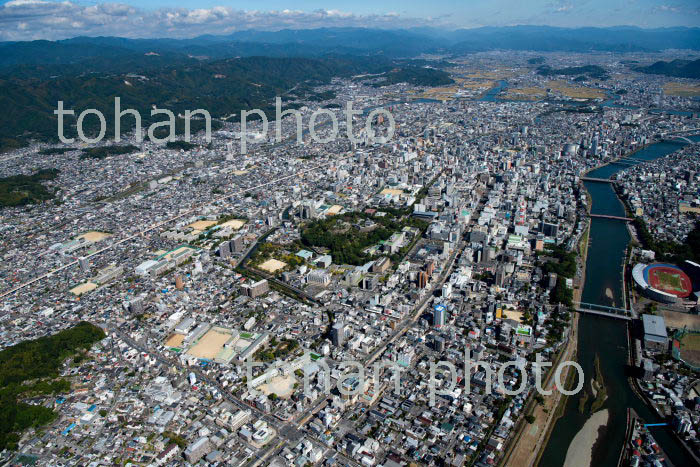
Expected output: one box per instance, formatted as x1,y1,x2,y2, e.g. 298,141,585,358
186,328,232,359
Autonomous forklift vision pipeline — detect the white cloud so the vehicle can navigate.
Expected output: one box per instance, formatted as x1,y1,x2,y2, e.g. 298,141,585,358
0,1,448,41
656,5,680,13
546,1,575,13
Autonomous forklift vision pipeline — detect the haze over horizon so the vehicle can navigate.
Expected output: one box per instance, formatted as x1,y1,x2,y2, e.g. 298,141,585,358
1,0,699,41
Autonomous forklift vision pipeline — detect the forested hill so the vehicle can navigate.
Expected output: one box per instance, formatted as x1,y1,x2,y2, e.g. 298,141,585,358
0,55,449,153
0,322,106,451
634,59,700,79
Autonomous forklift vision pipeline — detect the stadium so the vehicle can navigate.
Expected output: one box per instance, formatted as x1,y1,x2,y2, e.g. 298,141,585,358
632,263,693,304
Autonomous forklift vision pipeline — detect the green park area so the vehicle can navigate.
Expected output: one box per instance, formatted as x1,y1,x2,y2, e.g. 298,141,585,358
300,210,428,265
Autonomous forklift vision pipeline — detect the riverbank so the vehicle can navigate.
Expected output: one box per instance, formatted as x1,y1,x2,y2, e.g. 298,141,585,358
528,224,589,465
541,139,696,467
563,409,610,467
503,220,589,467
503,313,580,467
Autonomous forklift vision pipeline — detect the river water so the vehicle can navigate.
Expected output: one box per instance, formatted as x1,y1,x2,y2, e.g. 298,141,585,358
539,138,698,467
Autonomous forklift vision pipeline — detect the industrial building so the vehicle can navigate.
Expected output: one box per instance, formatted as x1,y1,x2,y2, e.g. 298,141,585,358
641,314,669,352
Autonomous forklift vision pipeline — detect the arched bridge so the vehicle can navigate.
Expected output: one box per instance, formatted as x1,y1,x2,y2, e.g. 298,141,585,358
663,135,695,144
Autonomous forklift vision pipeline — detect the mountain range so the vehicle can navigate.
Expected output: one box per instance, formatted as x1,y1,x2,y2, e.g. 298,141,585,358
2,26,699,154
1,26,699,71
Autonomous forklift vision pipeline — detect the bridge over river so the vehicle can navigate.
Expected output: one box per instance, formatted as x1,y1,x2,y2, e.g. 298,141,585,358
573,301,632,321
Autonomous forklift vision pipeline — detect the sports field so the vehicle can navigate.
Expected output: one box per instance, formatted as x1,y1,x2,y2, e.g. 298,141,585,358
259,258,287,273
220,219,246,230
69,282,98,296
187,220,217,231
187,328,232,359
77,231,111,243
380,188,404,196
646,264,692,298
165,333,185,348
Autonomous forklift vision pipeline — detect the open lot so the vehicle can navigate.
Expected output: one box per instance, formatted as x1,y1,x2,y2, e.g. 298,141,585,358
259,374,297,399
546,80,606,99
659,309,700,330
462,70,517,79
502,309,524,322
504,87,547,101
679,333,700,367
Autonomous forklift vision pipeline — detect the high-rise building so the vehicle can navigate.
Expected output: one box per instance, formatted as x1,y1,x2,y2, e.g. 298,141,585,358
129,297,144,314
495,267,505,287
300,201,316,219
433,304,446,327
433,336,445,352
331,321,345,347
442,282,453,298
230,235,244,253
175,275,184,290
418,271,428,289
219,241,231,259
426,261,435,277
242,279,269,298
591,135,599,156
540,221,559,237
672,414,692,435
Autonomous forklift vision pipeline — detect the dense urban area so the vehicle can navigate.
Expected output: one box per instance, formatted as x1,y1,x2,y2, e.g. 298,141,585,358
1,43,700,467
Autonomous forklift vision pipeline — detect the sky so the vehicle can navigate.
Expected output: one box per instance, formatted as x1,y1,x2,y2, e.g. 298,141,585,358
0,0,699,41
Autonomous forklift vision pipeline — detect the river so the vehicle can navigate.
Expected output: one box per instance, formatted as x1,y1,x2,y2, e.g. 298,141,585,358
539,137,699,467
